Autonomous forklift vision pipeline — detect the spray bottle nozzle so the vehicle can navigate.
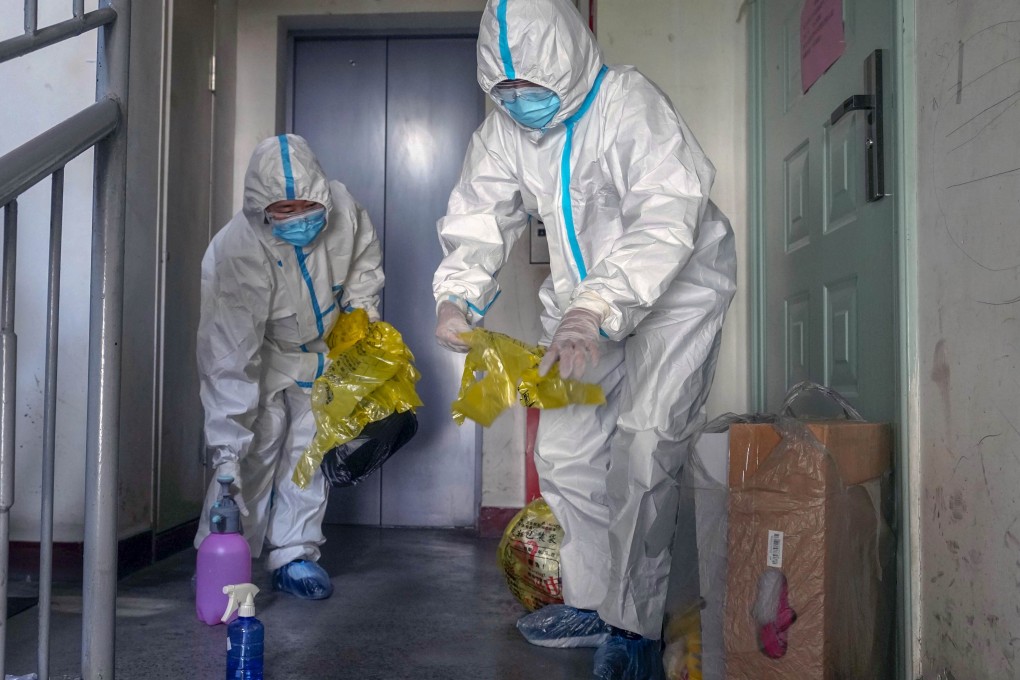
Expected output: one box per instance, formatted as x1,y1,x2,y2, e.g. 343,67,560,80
222,583,260,623
216,475,234,497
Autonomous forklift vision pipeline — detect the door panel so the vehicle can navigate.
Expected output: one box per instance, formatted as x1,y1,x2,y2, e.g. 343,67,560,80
159,0,216,533
381,38,484,527
292,38,387,525
292,36,484,527
762,0,896,421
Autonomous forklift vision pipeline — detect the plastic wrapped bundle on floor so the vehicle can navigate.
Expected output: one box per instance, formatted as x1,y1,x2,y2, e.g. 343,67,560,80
663,383,895,680
497,498,565,611
724,399,895,679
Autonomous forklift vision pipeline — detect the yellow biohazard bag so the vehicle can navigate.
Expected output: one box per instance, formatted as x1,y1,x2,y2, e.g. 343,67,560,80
497,498,565,612
452,328,605,427
664,603,704,680
292,309,423,489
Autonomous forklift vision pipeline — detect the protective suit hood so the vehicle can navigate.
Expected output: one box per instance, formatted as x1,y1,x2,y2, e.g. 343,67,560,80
242,134,334,230
477,0,604,128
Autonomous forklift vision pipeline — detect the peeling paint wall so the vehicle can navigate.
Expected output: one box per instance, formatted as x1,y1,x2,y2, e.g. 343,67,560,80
915,0,1020,676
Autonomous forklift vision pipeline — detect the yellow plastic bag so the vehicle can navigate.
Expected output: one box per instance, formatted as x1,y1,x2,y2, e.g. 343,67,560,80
663,602,704,680
452,328,605,427
293,309,423,488
497,498,565,612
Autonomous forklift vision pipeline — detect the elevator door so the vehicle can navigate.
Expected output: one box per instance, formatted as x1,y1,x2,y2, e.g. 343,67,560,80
293,36,484,527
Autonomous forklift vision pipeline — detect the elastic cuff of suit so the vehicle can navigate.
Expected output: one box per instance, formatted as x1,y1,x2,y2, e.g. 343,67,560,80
566,291,612,326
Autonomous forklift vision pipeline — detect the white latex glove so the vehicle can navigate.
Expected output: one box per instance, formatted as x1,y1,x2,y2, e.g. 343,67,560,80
366,307,381,323
215,460,249,517
538,307,603,380
435,299,472,353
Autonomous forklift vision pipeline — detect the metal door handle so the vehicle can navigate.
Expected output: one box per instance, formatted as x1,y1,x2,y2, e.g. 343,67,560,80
830,94,875,125
828,50,885,202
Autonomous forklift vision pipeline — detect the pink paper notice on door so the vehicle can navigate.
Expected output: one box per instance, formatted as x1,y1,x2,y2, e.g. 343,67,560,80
800,0,846,93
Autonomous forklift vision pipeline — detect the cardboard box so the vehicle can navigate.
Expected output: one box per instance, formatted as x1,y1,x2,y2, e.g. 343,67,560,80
723,420,894,680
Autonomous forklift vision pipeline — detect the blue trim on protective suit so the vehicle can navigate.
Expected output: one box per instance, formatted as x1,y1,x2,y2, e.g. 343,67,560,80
277,135,296,200
560,65,608,281
297,343,325,384
293,245,329,388
497,0,516,80
295,246,325,336
466,290,502,318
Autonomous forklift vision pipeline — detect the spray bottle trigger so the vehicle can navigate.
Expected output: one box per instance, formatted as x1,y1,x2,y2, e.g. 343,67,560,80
222,583,260,623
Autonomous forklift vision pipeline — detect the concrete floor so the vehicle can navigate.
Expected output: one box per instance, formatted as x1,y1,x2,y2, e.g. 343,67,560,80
4,526,593,679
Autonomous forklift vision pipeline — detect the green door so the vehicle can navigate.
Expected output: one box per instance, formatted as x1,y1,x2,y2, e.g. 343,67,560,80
758,0,897,421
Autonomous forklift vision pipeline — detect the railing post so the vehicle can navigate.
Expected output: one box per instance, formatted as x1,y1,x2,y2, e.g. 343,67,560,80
0,201,19,680
25,0,38,35
38,169,64,680
82,0,129,677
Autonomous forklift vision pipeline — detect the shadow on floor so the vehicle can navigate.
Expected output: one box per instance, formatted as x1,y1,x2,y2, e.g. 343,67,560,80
4,525,593,679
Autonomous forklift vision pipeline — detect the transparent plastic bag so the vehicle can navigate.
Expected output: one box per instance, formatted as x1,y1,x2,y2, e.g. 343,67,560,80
452,328,604,427
293,309,423,488
497,498,565,612
666,382,893,680
722,383,893,679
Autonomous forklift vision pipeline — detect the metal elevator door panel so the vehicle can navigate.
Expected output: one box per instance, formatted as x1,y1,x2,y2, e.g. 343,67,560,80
382,38,485,527
292,36,484,527
293,38,387,526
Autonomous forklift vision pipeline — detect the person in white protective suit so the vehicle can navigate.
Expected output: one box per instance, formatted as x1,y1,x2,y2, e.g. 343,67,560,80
432,0,736,676
194,134,384,600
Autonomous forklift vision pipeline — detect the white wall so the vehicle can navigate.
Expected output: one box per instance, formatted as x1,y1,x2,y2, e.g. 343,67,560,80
913,1,1020,677
0,1,99,542
224,0,749,511
598,0,749,418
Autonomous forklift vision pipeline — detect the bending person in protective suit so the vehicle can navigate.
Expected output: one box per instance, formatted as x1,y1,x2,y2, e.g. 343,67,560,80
194,134,384,600
432,0,736,677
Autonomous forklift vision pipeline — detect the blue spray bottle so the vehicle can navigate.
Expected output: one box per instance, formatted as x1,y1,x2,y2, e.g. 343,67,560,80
221,583,264,680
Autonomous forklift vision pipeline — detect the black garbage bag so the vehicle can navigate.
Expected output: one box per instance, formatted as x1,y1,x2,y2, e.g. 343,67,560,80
319,410,418,488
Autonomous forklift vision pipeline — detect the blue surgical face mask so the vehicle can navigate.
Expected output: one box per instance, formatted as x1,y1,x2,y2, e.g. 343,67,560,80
269,206,327,247
494,85,561,130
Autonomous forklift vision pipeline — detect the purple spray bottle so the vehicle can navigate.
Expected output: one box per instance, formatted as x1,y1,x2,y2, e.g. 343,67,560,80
196,474,251,625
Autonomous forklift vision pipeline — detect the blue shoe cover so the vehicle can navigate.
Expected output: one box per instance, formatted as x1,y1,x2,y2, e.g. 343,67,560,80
517,604,611,648
272,559,334,600
592,631,666,680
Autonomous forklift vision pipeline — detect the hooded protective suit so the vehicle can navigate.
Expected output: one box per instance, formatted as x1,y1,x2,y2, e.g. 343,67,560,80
433,0,737,638
194,134,384,571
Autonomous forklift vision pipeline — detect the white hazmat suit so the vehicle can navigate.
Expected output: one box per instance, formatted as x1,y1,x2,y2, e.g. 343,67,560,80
433,0,737,639
195,134,384,571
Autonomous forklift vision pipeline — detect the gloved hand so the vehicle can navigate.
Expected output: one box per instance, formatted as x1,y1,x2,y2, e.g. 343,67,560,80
366,307,381,323
216,460,249,517
435,299,472,353
538,307,603,380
